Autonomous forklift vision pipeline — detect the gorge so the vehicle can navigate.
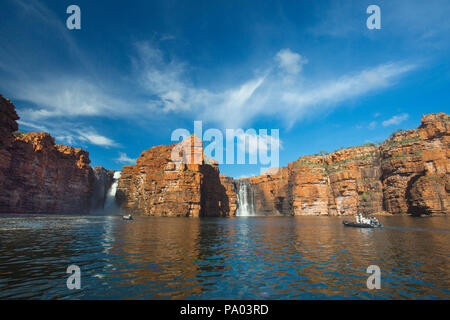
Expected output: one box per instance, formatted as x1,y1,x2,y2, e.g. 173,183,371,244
0,94,448,216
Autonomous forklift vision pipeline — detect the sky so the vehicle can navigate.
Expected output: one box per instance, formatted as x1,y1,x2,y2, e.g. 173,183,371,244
0,0,449,178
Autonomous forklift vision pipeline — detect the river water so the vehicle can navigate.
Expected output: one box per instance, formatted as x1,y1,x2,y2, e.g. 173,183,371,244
0,215,448,299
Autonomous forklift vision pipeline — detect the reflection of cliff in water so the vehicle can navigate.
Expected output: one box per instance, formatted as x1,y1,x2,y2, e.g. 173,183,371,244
108,217,202,299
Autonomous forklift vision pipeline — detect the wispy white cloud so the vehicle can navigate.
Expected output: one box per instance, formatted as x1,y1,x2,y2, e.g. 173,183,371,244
115,152,136,164
382,113,409,126
133,41,267,127
236,131,282,155
11,78,123,121
368,121,377,130
275,48,308,74
278,62,416,127
17,120,49,132
2,35,417,135
18,119,118,149
77,129,119,148
10,0,90,69
133,43,416,129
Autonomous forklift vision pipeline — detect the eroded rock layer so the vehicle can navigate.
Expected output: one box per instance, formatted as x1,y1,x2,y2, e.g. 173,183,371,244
116,135,233,217
0,135,94,214
1,93,448,216
226,113,449,216
0,95,105,214
380,113,449,215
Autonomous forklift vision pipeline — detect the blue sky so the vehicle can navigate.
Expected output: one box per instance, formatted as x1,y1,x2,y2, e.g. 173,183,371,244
1,0,449,178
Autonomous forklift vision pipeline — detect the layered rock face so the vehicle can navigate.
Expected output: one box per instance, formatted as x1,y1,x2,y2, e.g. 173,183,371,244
226,113,449,216
244,167,290,215
0,95,100,214
1,92,447,216
116,135,232,217
380,113,449,215
0,132,94,213
219,175,239,216
0,96,19,194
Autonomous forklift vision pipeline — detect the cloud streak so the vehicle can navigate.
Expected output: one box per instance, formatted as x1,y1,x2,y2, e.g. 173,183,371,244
2,26,417,143
382,113,409,126
115,152,136,164
132,44,416,128
275,49,308,74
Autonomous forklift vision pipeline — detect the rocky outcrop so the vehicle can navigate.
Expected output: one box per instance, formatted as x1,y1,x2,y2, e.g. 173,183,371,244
0,96,19,198
408,174,449,215
381,113,449,215
0,132,94,213
116,135,233,217
226,113,449,216
244,167,290,215
1,93,447,216
0,95,18,149
0,96,95,214
287,156,335,216
219,175,238,216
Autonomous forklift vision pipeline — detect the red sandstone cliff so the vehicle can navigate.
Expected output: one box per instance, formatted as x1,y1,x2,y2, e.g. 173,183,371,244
1,93,448,216
227,112,449,216
0,95,96,214
116,135,233,217
380,113,449,215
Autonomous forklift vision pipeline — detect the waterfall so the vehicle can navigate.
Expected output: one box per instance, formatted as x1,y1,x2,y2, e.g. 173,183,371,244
104,171,121,210
236,180,256,216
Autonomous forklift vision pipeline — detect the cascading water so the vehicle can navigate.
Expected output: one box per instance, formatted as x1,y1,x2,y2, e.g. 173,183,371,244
236,180,256,216
104,171,121,210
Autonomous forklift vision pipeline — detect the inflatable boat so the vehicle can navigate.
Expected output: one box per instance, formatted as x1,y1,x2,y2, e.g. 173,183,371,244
343,221,381,228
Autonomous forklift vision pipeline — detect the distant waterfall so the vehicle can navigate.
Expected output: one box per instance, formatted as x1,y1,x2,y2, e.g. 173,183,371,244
236,181,256,216
104,171,121,210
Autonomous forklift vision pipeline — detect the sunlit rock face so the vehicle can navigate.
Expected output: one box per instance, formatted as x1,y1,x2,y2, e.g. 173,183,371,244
116,135,233,217
233,113,449,216
380,113,449,215
0,93,447,217
0,95,95,214
219,175,239,216
244,167,290,216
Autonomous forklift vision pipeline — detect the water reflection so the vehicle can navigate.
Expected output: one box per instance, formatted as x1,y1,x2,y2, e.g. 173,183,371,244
0,215,448,299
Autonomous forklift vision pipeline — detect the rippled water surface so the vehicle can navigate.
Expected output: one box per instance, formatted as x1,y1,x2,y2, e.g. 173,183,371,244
0,215,449,299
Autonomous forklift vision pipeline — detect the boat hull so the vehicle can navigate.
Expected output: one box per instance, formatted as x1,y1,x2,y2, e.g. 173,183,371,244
343,221,381,228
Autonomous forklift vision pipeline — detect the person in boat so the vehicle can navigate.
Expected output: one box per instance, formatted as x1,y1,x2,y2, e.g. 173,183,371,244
362,215,370,225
